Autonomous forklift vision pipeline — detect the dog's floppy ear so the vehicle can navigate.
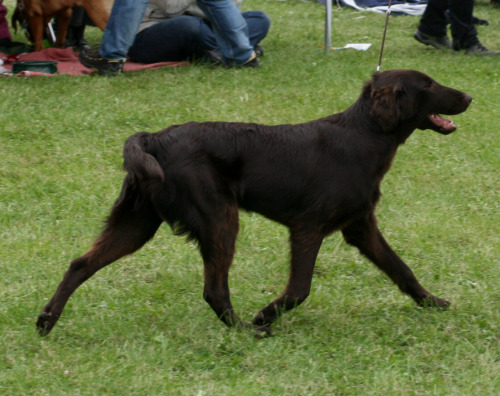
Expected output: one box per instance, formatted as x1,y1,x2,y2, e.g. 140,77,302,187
370,82,412,133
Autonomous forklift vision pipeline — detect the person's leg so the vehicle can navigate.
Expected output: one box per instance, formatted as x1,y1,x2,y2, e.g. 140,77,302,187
79,0,150,75
66,7,90,51
414,0,451,49
242,11,271,49
449,0,498,54
448,0,476,49
129,12,270,64
0,1,11,41
198,10,270,64
417,0,448,37
129,16,209,63
100,0,150,60
196,0,254,65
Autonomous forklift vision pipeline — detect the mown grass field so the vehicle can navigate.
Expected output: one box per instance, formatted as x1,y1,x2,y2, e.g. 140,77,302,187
1,0,499,394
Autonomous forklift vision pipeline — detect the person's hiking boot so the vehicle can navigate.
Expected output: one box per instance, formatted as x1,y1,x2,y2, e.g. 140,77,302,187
413,29,452,50
78,48,124,76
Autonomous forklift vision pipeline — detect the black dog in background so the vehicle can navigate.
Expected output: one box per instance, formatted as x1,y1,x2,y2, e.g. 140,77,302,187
37,69,472,337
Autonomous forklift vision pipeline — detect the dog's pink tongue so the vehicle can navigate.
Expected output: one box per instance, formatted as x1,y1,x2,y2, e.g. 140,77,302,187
429,114,456,132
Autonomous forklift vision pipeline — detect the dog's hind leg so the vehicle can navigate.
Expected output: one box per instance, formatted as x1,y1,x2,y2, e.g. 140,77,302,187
252,225,324,333
36,193,162,336
83,0,112,31
53,8,72,49
341,213,450,308
198,204,242,328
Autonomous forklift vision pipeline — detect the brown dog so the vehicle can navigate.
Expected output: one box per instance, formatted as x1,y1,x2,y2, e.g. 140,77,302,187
12,0,113,52
37,70,472,337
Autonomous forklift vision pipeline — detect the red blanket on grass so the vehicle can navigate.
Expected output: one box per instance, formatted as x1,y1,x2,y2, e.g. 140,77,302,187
1,47,188,76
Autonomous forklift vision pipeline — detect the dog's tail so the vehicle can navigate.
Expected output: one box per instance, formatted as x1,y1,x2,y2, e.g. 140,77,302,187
123,132,164,183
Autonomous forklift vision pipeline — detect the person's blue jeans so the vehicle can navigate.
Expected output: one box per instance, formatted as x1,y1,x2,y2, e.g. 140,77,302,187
100,0,150,60
128,11,270,64
196,0,253,65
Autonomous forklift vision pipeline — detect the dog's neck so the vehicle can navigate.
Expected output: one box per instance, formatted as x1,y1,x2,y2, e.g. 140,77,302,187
353,87,417,144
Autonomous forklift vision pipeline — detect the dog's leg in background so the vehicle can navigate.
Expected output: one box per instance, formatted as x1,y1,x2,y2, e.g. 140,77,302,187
53,8,72,48
28,11,45,51
200,204,243,328
252,226,324,333
36,188,162,336
341,214,450,308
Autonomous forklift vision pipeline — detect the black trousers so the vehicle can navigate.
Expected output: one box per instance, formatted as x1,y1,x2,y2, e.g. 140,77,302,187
418,0,478,48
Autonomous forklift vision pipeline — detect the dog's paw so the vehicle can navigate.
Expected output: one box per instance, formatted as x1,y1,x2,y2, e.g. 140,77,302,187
418,295,451,309
238,321,272,338
252,325,272,339
36,312,56,336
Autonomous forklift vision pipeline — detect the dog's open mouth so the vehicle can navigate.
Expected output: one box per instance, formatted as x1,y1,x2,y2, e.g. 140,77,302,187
429,114,456,134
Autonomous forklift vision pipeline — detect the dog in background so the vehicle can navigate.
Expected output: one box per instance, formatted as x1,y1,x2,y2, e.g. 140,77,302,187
11,0,114,52
36,70,472,337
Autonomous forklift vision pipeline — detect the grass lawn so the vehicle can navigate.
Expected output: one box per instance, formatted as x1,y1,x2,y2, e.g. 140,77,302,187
1,0,499,394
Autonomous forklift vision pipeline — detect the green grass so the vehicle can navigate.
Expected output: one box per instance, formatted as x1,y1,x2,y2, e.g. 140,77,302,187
1,0,499,394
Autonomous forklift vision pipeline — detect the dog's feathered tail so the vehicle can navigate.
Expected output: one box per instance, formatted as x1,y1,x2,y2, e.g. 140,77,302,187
123,132,164,183
109,132,165,212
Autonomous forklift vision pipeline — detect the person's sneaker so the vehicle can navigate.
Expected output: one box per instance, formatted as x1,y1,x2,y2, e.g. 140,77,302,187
78,48,124,76
239,51,260,68
464,42,500,56
413,29,452,50
204,50,260,68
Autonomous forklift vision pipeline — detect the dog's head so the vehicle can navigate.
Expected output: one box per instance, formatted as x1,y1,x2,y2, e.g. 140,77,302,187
368,69,472,135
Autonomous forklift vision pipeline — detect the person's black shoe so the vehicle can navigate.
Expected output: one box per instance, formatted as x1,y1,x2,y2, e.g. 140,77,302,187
463,42,500,56
254,45,264,57
78,47,124,76
413,29,452,50
204,49,225,66
67,38,91,52
472,16,489,26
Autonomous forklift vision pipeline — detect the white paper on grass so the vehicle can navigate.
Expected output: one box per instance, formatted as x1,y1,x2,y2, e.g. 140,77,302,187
335,43,372,51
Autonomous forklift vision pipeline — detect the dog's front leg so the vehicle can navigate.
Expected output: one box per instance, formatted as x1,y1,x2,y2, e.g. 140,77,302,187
28,13,45,52
199,204,245,328
252,226,324,334
341,213,450,308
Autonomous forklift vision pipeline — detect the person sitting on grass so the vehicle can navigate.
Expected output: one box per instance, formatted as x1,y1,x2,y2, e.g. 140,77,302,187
79,0,263,76
128,0,270,65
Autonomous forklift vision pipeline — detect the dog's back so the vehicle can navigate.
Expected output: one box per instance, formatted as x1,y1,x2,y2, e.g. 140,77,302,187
120,114,387,234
